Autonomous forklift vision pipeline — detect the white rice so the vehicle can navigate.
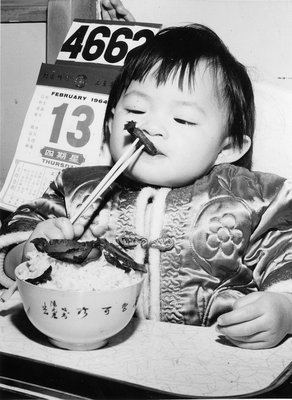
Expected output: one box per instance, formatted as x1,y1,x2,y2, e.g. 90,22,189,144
16,251,142,291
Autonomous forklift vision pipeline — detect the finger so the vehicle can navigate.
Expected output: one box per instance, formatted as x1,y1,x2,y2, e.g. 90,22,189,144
100,0,111,11
82,203,98,219
73,223,85,238
217,317,264,338
73,203,98,226
101,0,118,20
224,336,269,350
217,303,261,327
51,217,75,239
115,5,135,21
28,220,66,241
101,0,135,21
90,223,108,237
224,327,279,349
101,9,111,20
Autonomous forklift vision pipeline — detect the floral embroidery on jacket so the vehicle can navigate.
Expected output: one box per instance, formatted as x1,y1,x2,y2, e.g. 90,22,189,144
191,196,252,278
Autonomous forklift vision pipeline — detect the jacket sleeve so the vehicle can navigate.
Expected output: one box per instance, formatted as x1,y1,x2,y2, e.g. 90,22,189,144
0,171,67,235
0,166,112,288
0,168,71,288
0,165,112,235
0,170,67,288
245,179,292,293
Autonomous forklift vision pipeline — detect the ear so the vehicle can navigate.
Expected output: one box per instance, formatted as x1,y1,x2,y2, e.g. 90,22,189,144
100,108,115,163
104,108,115,138
214,135,251,165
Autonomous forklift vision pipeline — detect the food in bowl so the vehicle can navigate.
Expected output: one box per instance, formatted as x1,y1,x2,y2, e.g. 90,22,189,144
17,252,143,291
15,238,145,350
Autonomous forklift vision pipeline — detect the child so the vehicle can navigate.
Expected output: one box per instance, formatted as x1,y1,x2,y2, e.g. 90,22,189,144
1,24,292,350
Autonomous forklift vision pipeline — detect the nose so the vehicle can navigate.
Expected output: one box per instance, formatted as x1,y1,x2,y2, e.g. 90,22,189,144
139,117,166,138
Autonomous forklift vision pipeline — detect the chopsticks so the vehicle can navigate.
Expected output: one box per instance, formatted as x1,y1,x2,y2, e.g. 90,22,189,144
70,138,143,224
0,139,144,304
0,282,17,303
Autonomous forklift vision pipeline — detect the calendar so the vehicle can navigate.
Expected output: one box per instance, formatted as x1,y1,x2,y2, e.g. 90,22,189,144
0,19,162,212
0,62,118,211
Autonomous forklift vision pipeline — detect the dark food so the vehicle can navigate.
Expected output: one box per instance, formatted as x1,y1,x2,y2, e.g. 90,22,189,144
26,266,52,285
31,238,101,264
124,121,158,156
100,238,145,273
31,237,146,273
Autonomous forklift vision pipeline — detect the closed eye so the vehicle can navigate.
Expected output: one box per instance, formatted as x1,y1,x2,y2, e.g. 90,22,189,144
175,118,197,126
126,109,145,114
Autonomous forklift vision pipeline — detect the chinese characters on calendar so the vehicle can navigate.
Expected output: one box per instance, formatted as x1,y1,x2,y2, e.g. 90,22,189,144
0,20,162,212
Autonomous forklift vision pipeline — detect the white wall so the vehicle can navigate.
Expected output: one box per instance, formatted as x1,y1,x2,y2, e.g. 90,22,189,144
0,23,46,187
123,0,292,88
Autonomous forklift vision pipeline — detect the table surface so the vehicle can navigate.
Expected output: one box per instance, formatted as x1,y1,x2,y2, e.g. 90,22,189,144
1,292,292,399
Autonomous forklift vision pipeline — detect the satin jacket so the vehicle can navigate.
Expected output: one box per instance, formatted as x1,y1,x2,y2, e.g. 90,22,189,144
2,163,292,326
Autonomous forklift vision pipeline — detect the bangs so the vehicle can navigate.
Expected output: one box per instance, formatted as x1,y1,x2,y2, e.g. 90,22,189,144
136,59,201,91
122,25,223,91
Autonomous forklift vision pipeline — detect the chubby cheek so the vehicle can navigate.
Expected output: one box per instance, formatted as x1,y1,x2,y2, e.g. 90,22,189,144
109,136,122,163
174,152,214,183
109,124,126,161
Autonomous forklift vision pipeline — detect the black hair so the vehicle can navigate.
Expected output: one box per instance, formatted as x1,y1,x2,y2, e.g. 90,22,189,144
104,24,255,169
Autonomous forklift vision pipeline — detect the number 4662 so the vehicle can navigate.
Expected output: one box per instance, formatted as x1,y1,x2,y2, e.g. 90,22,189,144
61,25,156,63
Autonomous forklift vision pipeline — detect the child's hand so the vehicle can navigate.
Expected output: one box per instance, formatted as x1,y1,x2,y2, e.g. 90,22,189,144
100,0,135,21
23,217,84,260
216,291,292,349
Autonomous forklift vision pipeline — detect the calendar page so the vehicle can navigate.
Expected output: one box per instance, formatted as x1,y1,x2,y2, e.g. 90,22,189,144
0,62,118,212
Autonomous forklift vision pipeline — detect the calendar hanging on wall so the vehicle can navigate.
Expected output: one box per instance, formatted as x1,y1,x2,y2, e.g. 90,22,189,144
0,19,162,212
0,62,118,211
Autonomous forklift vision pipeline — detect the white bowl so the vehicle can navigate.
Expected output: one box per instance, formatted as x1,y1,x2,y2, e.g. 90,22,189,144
15,262,144,350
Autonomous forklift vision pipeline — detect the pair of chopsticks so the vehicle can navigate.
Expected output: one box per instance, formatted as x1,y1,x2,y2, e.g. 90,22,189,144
0,283,18,303
0,138,144,304
70,138,143,224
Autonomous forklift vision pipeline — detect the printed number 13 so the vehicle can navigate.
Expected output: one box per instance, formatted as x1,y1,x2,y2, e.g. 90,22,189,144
50,103,94,148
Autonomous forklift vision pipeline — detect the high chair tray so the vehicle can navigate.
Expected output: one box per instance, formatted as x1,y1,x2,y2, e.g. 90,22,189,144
0,292,292,399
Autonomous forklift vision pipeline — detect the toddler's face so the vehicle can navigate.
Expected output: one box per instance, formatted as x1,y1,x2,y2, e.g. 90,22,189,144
109,62,228,187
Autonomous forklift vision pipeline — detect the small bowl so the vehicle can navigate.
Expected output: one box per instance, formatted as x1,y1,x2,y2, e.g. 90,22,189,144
15,262,144,350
